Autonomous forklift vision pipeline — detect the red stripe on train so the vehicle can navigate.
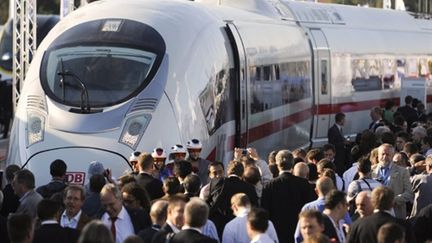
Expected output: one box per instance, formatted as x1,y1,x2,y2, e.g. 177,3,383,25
209,95,432,160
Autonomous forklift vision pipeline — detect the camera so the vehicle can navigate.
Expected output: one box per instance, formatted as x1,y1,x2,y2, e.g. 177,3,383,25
242,149,248,155
103,168,110,177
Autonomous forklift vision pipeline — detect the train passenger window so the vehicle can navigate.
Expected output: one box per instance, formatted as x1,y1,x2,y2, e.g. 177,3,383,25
250,60,311,114
263,66,271,81
275,65,280,80
321,60,328,95
256,67,261,81
199,68,234,135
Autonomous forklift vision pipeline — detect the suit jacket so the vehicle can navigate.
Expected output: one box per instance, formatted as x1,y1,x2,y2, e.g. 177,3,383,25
346,211,415,243
371,163,413,219
410,173,432,217
76,211,93,231
322,215,340,243
0,215,9,243
171,229,218,243
261,172,316,243
396,105,418,127
413,204,432,243
98,206,151,234
328,124,348,174
16,190,43,218
138,225,160,243
151,224,174,243
0,183,19,217
135,172,164,201
33,223,79,243
207,176,258,237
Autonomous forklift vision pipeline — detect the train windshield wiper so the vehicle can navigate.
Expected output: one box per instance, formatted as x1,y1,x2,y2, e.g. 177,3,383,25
57,67,90,112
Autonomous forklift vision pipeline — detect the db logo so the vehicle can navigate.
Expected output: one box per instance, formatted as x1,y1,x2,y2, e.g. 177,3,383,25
66,172,86,185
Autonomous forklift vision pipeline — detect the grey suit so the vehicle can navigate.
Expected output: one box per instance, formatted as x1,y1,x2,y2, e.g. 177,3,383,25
410,173,432,217
16,190,43,218
372,163,413,219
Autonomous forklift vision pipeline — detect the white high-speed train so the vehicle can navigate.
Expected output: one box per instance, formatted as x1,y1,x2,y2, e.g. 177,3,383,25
7,0,432,186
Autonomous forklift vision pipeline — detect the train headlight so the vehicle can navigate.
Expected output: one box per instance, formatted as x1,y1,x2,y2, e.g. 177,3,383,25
119,114,151,149
26,111,45,147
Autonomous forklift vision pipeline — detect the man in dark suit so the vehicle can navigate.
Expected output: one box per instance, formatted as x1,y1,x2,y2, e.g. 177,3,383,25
33,199,79,243
135,153,164,201
328,112,350,175
171,198,217,243
207,160,258,237
138,200,168,243
322,190,349,243
413,204,432,242
0,164,20,217
369,106,385,132
261,150,316,243
60,185,92,231
6,213,34,243
99,183,151,243
151,194,189,243
397,95,418,128
346,186,415,243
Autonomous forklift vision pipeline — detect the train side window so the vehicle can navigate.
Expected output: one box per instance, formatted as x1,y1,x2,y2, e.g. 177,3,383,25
256,66,261,81
321,60,328,95
263,65,271,81
275,65,280,80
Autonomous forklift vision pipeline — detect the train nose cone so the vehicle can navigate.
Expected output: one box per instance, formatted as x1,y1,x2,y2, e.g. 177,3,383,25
24,147,131,186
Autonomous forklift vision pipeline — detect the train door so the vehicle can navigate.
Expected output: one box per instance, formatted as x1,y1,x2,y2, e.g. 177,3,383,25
225,22,249,147
309,28,331,144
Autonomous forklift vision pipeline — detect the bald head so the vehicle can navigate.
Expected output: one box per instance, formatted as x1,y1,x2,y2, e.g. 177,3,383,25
293,162,309,179
316,176,335,197
355,191,373,218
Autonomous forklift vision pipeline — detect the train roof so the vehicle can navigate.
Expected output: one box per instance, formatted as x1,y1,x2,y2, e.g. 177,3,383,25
281,1,432,32
197,0,432,32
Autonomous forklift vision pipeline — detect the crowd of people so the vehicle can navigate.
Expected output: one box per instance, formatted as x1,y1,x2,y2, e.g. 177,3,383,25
0,95,432,243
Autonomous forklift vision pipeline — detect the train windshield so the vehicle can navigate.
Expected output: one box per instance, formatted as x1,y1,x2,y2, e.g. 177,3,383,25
44,46,156,107
40,19,165,108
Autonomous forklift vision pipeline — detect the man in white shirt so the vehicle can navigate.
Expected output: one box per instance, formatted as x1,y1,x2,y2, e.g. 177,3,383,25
60,185,92,231
246,207,275,243
99,183,151,243
223,193,278,243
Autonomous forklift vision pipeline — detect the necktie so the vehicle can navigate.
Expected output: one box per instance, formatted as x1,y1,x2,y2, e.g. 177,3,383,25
110,217,117,240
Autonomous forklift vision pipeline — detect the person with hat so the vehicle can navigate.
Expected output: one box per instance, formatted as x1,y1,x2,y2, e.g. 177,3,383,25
169,144,187,163
167,144,188,174
151,147,173,181
186,139,211,184
129,151,141,174
85,161,107,197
